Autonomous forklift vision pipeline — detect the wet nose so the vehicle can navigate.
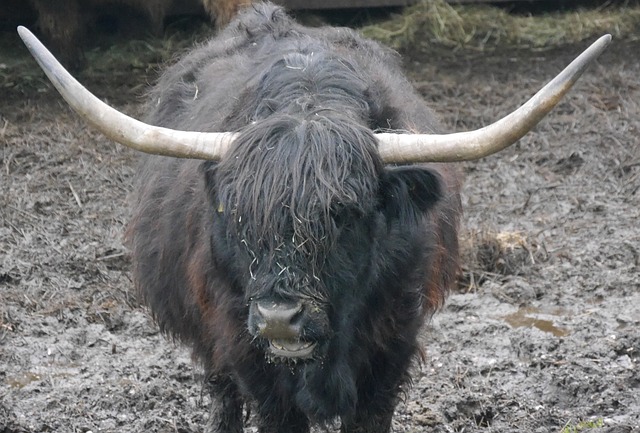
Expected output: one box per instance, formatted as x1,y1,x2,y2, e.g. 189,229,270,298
254,300,304,340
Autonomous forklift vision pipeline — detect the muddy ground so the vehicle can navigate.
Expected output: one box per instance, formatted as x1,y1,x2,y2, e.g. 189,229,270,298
1,8,639,433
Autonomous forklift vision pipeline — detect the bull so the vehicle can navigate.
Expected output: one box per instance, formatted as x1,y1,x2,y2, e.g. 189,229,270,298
18,3,610,432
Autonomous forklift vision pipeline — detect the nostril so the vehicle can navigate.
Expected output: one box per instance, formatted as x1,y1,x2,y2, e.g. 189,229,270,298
256,300,303,322
254,300,304,339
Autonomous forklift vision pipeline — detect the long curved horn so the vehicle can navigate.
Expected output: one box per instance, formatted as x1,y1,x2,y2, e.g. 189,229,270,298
17,26,236,161
19,25,609,163
376,34,611,163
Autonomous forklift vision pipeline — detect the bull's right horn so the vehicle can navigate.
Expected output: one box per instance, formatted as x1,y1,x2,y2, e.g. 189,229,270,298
17,26,237,161
376,34,612,164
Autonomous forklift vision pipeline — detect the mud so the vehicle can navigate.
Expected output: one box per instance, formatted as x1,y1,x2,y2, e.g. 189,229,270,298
1,14,639,433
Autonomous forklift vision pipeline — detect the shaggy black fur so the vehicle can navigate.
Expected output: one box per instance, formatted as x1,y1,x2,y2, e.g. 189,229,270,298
126,3,461,432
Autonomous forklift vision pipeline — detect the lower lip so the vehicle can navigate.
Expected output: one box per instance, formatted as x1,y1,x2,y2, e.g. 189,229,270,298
268,340,317,359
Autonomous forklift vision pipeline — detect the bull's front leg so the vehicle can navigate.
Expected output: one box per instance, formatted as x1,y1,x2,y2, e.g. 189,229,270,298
340,402,395,433
206,374,244,433
340,347,415,433
254,404,310,433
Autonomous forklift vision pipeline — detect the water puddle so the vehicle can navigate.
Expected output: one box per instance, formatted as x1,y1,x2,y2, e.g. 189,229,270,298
5,372,42,389
502,306,570,337
5,370,74,389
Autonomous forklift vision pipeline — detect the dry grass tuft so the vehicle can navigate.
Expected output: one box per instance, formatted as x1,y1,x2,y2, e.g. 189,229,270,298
458,229,548,291
1,18,213,94
361,0,640,52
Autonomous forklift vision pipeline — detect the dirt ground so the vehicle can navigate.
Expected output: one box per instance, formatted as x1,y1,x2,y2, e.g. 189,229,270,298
1,8,639,433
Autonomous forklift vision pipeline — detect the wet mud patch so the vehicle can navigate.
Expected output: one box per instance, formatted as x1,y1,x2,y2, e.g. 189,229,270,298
1,17,639,433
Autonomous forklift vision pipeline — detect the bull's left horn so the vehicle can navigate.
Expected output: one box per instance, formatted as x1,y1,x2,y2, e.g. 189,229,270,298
376,34,611,163
17,26,236,161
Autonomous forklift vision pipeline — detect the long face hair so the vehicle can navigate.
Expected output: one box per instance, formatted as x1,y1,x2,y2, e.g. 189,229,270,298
216,116,381,291
212,51,384,304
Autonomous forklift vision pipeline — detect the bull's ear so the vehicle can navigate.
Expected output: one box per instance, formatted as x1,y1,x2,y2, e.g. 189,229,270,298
379,166,442,217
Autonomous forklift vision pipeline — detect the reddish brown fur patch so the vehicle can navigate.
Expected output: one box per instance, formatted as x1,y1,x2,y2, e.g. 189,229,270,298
201,0,253,28
422,164,462,313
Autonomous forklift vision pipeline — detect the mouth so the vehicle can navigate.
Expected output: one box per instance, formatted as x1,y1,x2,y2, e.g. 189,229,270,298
268,339,317,359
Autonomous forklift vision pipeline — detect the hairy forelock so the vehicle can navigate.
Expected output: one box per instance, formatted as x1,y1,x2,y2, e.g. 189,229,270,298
214,48,384,270
216,114,381,267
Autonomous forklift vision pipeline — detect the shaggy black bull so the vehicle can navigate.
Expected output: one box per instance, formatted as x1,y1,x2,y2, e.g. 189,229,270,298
18,3,610,432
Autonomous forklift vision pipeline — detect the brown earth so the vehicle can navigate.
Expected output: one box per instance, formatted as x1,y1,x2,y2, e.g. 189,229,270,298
1,10,639,433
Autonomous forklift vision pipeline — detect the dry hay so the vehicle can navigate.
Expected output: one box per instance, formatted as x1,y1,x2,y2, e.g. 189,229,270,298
458,230,548,291
360,0,640,51
0,16,213,95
